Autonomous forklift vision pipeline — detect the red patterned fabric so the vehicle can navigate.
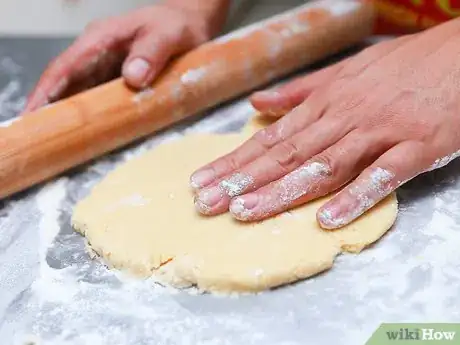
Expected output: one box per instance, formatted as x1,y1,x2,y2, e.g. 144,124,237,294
370,0,460,34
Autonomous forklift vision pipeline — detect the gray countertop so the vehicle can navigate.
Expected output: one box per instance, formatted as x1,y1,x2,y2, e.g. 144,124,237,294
0,37,459,345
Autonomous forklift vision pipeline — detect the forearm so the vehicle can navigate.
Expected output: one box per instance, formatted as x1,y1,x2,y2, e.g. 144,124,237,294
164,0,231,37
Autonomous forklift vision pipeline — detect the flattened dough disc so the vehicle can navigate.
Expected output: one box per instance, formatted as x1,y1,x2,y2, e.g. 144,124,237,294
73,132,398,293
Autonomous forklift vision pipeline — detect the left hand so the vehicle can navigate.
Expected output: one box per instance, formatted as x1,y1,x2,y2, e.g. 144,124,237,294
24,0,228,113
190,19,460,229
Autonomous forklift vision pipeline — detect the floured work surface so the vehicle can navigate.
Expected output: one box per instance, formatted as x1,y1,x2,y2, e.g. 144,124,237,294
2,39,460,345
73,132,398,293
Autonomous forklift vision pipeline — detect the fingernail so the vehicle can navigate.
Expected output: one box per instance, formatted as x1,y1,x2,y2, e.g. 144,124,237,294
317,204,345,229
230,194,259,220
318,196,368,230
190,169,215,190
317,167,395,229
124,58,150,85
219,172,254,197
194,186,223,214
255,90,281,100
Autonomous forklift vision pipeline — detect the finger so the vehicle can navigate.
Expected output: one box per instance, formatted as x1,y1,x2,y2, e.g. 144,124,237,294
24,41,116,113
228,130,394,221
24,21,133,113
316,140,426,230
250,60,345,116
190,96,327,192
59,52,124,99
122,32,174,88
122,22,200,88
194,116,354,215
24,54,71,113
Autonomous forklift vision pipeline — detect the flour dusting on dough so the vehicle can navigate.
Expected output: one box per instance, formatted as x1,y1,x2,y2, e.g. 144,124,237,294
72,135,397,293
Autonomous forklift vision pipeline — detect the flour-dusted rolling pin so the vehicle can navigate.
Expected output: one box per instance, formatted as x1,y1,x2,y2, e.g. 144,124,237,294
0,0,374,199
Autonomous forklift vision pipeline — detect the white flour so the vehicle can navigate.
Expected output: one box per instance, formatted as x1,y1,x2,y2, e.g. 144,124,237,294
131,87,154,104
9,105,460,345
0,57,26,120
31,179,76,303
4,97,258,345
429,149,460,171
180,67,208,85
0,80,25,120
0,116,21,127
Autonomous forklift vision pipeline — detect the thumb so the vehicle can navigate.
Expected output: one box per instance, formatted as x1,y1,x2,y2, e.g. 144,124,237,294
122,32,176,88
250,60,345,116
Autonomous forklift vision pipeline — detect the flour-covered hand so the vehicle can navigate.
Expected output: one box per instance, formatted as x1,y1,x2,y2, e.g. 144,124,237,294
191,19,460,229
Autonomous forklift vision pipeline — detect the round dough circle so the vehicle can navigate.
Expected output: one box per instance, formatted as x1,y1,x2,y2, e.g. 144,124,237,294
73,134,398,293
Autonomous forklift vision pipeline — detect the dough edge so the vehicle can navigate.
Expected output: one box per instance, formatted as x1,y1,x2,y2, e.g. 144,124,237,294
72,133,398,293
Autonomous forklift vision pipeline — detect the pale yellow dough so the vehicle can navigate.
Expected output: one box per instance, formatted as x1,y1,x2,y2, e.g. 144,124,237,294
241,113,278,136
73,117,398,293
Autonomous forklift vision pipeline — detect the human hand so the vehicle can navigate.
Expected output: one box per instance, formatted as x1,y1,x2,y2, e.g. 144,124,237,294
191,19,460,229
24,0,228,113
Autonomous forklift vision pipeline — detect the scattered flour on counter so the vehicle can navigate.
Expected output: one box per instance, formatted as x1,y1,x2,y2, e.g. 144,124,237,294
184,98,255,134
3,37,460,343
31,178,78,304
6,122,460,345
0,116,21,127
20,178,196,344
36,179,68,259
320,174,460,345
0,80,25,119
8,107,264,345
0,56,22,74
0,57,26,120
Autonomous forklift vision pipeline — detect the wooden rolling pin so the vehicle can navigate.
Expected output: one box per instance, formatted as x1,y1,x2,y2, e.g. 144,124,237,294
0,0,374,199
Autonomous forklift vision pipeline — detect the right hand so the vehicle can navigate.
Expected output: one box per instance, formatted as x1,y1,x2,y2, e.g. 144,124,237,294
24,1,227,113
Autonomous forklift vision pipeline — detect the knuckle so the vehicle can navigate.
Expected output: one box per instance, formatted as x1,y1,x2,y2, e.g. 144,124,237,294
416,120,442,143
397,141,425,166
188,17,213,42
221,154,241,173
331,95,367,117
253,126,279,148
268,140,304,172
164,15,210,47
